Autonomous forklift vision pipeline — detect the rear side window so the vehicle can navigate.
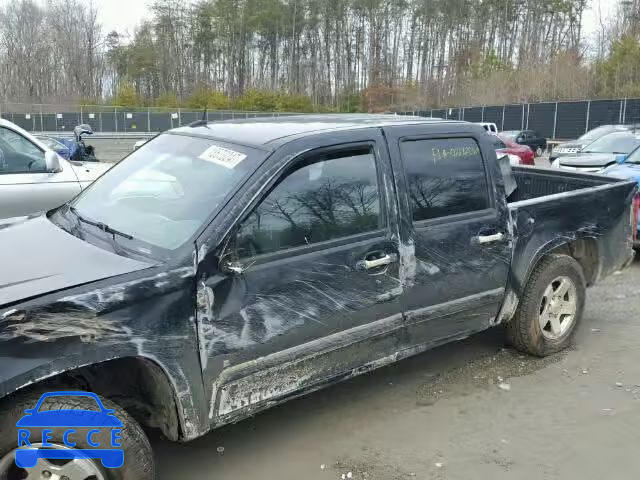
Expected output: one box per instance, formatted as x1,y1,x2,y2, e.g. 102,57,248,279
399,138,490,221
235,149,382,257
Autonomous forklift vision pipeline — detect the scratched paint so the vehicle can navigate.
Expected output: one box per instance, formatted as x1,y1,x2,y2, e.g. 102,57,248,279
0,121,635,449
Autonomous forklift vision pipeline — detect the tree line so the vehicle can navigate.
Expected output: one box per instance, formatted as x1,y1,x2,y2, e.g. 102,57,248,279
1,0,639,112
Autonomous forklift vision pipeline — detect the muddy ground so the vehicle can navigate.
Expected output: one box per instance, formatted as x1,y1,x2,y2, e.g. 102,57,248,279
153,258,640,480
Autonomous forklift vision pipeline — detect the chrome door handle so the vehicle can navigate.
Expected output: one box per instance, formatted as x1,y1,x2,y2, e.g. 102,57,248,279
474,232,505,245
356,254,397,271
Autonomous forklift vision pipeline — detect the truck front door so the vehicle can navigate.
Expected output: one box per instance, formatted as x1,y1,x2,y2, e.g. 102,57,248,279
196,129,405,426
385,126,513,342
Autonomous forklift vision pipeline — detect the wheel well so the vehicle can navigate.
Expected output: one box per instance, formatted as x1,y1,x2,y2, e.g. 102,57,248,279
545,238,599,286
9,357,182,441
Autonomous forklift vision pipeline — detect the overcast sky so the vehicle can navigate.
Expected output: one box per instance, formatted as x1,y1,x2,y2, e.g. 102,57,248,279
98,0,617,41
0,0,619,43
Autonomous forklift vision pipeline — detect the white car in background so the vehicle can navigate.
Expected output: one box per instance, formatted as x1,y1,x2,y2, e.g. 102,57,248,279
478,122,499,134
0,119,112,221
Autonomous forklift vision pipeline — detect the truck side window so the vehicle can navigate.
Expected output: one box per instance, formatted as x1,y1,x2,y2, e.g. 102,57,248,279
235,149,382,257
399,138,490,221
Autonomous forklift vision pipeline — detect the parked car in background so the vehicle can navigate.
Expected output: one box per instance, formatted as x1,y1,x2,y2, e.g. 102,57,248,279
601,145,640,246
35,135,71,160
551,131,640,173
550,124,634,161
0,119,112,220
492,134,535,165
501,130,547,157
477,122,498,134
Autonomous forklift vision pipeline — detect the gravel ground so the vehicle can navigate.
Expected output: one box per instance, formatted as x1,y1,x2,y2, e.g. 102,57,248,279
153,258,640,480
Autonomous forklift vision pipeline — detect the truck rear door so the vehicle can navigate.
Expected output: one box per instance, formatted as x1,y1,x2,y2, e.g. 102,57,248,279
384,125,514,340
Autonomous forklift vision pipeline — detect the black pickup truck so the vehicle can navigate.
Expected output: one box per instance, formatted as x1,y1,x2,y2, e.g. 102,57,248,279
0,115,636,479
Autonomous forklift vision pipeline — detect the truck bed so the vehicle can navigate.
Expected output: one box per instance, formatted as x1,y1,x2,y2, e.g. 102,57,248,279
506,166,637,291
509,167,618,203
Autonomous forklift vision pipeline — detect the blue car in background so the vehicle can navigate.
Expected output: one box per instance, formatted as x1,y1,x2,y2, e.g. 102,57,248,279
601,147,640,246
35,135,71,160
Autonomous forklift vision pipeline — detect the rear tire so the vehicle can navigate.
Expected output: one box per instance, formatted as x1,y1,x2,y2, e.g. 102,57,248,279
506,254,585,357
0,390,154,480
535,146,544,157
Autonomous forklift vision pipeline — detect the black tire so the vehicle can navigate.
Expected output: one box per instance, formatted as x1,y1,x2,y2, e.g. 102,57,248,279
0,390,154,480
535,146,544,157
506,254,586,357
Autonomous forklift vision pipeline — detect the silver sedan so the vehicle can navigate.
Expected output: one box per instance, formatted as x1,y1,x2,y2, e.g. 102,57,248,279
0,119,111,221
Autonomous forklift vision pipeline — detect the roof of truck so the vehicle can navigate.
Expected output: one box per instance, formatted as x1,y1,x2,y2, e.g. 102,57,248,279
170,114,464,149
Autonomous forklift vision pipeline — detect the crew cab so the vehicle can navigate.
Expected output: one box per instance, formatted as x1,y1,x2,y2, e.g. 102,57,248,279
0,115,635,479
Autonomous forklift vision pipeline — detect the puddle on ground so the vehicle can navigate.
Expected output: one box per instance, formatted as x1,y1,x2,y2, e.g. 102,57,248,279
416,346,568,406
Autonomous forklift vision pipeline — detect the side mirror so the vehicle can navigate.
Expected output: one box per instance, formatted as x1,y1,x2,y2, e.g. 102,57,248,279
616,154,628,164
45,150,62,173
517,136,525,143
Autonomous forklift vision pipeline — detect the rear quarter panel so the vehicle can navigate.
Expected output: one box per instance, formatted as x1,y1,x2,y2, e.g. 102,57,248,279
507,180,636,297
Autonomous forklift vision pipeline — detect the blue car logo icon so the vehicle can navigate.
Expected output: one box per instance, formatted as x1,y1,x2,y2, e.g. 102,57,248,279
15,391,124,469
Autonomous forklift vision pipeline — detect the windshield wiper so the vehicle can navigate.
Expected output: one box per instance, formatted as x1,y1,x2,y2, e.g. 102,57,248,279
69,206,134,240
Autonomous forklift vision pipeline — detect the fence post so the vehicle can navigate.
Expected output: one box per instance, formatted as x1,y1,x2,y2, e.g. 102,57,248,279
553,102,558,139
521,104,525,129
585,100,591,134
147,108,151,133
501,105,505,130
623,97,628,123
481,105,485,122
526,103,530,129
39,106,43,132
114,107,118,133
178,108,182,126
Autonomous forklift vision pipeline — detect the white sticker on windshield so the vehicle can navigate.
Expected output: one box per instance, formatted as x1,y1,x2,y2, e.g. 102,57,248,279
198,145,247,169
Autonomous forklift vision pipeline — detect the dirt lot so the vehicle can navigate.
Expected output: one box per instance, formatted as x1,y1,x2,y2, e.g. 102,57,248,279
153,258,640,480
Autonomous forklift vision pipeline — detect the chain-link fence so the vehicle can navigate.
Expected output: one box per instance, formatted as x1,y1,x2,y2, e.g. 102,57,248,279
4,99,640,139
398,98,640,139
0,103,304,135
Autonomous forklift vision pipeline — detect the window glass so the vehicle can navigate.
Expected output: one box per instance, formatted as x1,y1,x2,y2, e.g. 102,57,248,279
582,132,640,154
72,134,265,251
236,150,381,257
491,137,506,149
0,127,46,174
400,138,490,221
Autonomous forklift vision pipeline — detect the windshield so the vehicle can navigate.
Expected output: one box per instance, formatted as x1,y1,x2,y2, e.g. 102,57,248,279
491,137,507,149
625,146,640,164
70,133,265,252
37,136,63,150
501,131,519,140
578,125,620,143
583,133,640,154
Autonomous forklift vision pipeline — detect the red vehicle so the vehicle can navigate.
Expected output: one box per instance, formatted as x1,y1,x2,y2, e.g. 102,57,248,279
493,134,535,165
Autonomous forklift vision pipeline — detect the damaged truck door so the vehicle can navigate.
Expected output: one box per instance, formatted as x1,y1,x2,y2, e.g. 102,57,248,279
387,129,513,338
196,129,406,425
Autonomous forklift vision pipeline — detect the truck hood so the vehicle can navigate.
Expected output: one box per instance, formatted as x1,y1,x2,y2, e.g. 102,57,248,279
0,216,153,307
557,153,617,167
69,161,112,185
601,163,640,184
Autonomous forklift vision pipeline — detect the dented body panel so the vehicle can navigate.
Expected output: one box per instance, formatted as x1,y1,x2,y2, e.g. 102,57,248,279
0,115,635,442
